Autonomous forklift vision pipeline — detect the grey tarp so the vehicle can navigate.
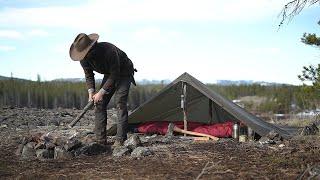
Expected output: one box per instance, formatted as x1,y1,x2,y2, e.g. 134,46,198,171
129,72,297,139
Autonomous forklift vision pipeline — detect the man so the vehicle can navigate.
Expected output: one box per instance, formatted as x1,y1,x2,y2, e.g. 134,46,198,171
69,33,136,146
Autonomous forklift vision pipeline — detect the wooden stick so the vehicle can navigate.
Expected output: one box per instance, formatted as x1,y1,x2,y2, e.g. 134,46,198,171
193,136,210,141
183,109,187,136
182,82,187,136
173,126,219,141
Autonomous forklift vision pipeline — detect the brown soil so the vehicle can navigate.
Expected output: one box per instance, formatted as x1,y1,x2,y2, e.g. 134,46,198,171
0,107,320,179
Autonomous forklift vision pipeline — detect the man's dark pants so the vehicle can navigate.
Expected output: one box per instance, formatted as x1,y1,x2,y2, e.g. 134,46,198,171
94,76,131,143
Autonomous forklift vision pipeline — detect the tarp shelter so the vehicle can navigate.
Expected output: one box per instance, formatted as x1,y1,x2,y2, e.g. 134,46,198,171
129,72,296,139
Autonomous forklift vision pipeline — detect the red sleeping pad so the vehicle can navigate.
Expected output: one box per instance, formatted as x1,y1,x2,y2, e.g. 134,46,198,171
137,121,233,138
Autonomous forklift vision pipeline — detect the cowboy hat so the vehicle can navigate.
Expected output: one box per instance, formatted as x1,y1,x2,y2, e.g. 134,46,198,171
69,33,99,61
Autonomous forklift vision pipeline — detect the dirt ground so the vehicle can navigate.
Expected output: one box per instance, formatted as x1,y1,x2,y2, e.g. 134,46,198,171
0,107,320,179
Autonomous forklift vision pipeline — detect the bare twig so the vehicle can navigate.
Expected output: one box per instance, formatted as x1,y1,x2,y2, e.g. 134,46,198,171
297,164,310,180
298,164,320,179
195,161,221,180
211,169,234,175
278,0,320,28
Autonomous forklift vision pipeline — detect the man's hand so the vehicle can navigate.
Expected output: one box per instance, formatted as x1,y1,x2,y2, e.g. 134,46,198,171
88,92,95,102
92,91,104,103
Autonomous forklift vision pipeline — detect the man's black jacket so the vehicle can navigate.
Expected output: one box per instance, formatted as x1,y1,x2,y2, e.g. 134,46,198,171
80,42,135,92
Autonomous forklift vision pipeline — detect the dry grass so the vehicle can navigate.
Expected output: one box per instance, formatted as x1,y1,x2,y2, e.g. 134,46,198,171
279,118,317,127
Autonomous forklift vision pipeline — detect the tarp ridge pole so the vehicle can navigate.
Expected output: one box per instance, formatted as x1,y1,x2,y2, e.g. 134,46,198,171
181,82,188,136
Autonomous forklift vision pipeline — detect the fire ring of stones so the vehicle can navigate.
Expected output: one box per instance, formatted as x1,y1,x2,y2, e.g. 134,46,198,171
15,128,154,160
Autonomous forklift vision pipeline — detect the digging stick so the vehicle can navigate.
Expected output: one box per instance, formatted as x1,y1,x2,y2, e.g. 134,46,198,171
68,101,94,128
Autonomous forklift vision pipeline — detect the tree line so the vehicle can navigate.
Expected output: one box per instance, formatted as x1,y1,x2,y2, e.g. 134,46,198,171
0,78,318,114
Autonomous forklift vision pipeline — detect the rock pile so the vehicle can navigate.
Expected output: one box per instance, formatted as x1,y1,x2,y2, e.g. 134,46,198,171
112,134,153,158
16,129,155,160
301,123,319,136
259,130,283,145
15,129,107,160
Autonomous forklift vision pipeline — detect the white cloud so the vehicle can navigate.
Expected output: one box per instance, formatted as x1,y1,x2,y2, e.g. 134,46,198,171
0,29,49,39
132,27,181,43
0,30,23,39
0,45,16,51
244,47,281,55
0,0,288,29
52,43,69,54
27,29,49,37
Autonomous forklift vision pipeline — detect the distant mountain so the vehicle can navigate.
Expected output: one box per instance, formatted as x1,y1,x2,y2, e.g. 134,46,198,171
52,78,103,83
216,80,288,86
0,75,290,86
0,76,10,80
0,75,31,82
52,78,172,85
217,80,253,86
52,78,85,82
51,78,172,85
137,79,171,85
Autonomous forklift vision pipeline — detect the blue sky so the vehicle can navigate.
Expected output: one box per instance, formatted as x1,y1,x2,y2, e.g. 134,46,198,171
0,0,319,84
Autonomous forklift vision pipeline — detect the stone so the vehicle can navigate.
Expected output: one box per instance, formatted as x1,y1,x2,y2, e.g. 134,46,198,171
35,142,46,149
259,136,275,145
143,135,172,144
259,130,283,145
309,165,320,177
131,147,153,158
26,142,37,149
0,124,8,128
300,123,319,136
111,113,117,119
20,136,32,145
68,132,80,140
278,144,285,148
64,139,82,151
54,146,73,160
53,137,67,146
21,144,36,159
41,134,52,142
112,146,131,157
49,118,61,126
36,149,54,159
124,134,142,150
81,130,95,136
36,121,45,126
81,134,96,145
30,132,43,143
266,130,282,141
28,124,37,129
45,142,56,149
15,144,24,156
74,142,106,156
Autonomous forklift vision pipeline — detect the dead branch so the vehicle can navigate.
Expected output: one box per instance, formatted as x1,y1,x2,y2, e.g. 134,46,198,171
279,0,320,28
211,169,234,175
195,161,221,180
297,164,311,180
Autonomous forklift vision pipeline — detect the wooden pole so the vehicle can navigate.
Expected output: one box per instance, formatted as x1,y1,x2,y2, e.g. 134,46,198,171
173,126,219,141
182,82,187,136
183,109,187,136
